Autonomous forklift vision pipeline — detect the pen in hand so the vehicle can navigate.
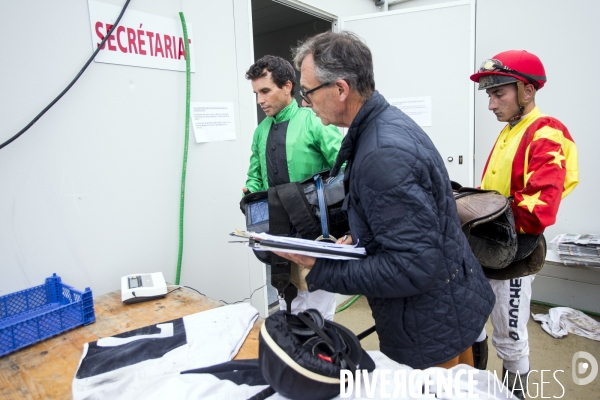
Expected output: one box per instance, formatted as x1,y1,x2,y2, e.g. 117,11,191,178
336,234,353,245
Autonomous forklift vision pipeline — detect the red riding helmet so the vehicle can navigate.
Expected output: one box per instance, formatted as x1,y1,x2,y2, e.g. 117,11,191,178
470,50,546,91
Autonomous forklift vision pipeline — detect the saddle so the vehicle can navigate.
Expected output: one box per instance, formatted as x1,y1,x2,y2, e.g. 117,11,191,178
452,182,546,279
239,169,349,309
240,169,348,248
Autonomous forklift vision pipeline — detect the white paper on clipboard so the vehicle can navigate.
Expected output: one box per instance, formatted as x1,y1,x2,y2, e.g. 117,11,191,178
230,230,366,260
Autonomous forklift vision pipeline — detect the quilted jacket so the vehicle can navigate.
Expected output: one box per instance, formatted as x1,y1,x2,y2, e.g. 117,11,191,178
305,91,495,368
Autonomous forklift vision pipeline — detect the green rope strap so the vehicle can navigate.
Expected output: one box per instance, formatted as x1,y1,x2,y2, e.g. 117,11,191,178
176,12,191,285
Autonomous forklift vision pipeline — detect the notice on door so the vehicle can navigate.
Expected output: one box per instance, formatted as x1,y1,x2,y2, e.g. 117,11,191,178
388,96,432,127
190,102,236,143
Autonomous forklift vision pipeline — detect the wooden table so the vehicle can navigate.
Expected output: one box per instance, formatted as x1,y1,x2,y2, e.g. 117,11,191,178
0,288,263,399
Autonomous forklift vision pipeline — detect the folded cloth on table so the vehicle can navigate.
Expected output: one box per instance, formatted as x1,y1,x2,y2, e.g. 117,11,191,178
533,306,600,340
72,303,258,400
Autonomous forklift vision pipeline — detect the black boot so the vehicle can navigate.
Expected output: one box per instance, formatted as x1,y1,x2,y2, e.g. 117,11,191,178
502,367,528,399
472,337,488,370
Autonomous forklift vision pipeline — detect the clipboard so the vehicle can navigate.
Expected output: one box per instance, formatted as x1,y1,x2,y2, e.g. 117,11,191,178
250,238,367,259
230,230,367,260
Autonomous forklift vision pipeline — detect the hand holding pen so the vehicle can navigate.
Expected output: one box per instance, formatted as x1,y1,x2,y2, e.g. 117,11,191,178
336,234,353,245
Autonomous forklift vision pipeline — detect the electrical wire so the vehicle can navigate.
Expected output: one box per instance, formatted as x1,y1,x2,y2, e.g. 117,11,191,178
181,285,267,306
175,11,191,285
166,287,182,295
0,0,132,150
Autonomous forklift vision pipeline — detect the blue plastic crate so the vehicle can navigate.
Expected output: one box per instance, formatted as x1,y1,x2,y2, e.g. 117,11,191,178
0,273,95,357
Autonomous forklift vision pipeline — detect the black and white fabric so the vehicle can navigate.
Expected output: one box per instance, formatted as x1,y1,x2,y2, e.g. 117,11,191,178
72,303,258,400
134,351,512,400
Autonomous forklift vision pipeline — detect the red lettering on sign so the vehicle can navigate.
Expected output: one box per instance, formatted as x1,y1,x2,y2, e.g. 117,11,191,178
146,31,155,56
106,24,117,51
164,35,173,58
178,37,186,59
127,27,138,54
94,19,190,63
155,33,164,57
95,22,106,49
137,28,146,55
116,26,128,53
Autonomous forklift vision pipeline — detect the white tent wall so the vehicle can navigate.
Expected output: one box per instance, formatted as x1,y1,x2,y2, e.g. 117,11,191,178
475,0,600,312
0,0,265,313
475,0,599,243
369,0,599,242
0,0,409,317
347,0,600,311
2,0,598,315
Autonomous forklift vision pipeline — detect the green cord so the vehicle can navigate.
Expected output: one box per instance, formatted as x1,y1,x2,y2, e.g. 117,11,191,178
335,294,361,313
175,12,191,285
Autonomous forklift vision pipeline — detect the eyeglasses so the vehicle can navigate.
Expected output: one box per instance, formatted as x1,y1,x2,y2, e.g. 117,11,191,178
479,59,539,89
300,82,332,105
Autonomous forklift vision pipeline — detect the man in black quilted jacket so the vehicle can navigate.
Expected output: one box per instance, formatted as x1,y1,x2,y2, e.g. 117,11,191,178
274,31,495,369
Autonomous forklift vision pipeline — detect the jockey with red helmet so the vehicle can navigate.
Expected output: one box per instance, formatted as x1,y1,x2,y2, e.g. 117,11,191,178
471,50,547,122
470,50,579,399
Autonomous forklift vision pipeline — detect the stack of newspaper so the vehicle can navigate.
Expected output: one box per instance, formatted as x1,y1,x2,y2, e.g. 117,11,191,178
550,234,600,267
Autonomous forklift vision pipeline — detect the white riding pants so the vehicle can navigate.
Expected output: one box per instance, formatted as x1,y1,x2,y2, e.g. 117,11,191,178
488,275,535,374
279,289,336,321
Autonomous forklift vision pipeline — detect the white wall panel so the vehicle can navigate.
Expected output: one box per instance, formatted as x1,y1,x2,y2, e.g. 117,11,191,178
475,0,600,244
2,0,597,318
0,0,265,314
341,1,475,185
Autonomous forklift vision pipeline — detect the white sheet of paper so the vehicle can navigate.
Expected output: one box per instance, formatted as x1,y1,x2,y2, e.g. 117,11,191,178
191,102,236,143
389,96,432,127
231,230,366,260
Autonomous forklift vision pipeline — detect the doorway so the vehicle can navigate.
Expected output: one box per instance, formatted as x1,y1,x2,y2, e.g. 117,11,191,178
251,0,332,125
250,0,333,310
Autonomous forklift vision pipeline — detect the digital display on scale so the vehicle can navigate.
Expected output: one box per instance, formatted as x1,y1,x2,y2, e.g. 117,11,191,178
128,275,154,289
121,273,164,304
128,276,142,289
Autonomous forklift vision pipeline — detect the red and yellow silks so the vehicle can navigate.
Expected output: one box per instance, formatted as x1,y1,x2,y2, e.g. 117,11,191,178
481,107,578,235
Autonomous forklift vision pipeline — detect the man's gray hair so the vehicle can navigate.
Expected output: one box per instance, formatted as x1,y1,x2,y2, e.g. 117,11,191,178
292,31,375,99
